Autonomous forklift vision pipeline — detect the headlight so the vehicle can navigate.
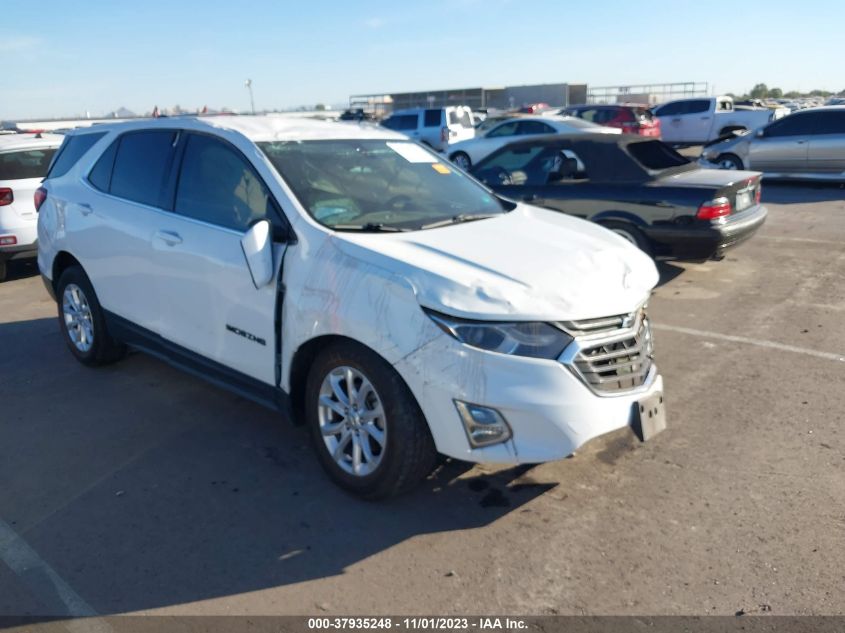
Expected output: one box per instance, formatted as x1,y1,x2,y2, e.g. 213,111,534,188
425,309,573,359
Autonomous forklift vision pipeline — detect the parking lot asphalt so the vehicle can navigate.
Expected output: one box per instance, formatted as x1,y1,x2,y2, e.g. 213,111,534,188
1,182,844,619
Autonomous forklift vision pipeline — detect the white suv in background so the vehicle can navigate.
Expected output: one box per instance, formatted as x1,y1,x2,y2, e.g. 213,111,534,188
0,133,62,280
380,106,475,151
38,117,665,498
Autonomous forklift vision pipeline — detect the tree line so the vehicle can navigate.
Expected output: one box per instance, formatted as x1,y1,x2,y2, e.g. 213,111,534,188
731,83,845,100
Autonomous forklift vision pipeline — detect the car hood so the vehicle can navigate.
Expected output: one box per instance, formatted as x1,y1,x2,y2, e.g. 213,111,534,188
331,204,659,321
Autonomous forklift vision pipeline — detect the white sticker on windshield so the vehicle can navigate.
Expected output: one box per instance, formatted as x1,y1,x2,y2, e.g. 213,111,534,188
387,142,438,163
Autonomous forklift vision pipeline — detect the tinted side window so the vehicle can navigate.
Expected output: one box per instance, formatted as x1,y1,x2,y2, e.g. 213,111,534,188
811,111,845,134
46,132,106,179
175,134,272,232
424,109,441,127
110,131,177,207
383,114,418,131
88,140,118,192
486,121,520,138
0,148,57,180
517,121,556,135
687,100,711,114
764,113,817,137
655,102,682,117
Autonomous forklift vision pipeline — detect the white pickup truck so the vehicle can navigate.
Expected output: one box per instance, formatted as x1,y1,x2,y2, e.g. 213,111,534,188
653,96,787,145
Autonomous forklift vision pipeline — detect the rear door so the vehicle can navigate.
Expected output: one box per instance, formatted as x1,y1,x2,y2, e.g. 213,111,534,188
151,132,287,385
806,110,845,174
75,130,176,332
748,113,813,172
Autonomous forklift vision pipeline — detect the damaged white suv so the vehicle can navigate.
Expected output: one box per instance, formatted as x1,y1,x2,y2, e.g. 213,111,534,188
38,117,665,498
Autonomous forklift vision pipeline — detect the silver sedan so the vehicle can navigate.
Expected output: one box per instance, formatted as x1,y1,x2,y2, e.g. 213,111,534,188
701,106,845,181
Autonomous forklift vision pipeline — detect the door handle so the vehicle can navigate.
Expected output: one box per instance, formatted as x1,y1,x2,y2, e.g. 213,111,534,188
796,140,807,144
79,202,93,216
154,230,183,246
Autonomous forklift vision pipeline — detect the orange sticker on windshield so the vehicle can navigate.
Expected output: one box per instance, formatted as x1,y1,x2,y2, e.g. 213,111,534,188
432,163,451,174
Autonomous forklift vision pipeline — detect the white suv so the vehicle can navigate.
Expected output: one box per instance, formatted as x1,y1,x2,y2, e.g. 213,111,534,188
380,106,475,151
0,133,62,280
38,117,665,498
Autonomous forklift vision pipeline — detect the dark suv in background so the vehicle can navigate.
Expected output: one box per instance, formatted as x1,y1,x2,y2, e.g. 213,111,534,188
562,104,661,138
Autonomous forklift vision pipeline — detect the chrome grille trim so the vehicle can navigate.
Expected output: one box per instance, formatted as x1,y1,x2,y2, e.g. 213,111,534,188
556,306,643,340
558,310,655,396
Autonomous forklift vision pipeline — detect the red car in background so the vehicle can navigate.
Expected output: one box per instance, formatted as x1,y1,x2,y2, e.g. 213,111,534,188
561,104,661,137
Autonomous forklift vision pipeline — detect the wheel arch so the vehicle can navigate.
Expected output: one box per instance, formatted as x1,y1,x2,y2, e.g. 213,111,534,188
593,210,649,227
288,334,406,426
51,251,84,291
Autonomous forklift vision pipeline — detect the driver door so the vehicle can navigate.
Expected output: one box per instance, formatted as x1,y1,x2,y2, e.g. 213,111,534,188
152,132,289,385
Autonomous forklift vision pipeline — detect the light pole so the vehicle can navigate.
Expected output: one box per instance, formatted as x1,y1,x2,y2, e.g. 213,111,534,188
245,79,255,114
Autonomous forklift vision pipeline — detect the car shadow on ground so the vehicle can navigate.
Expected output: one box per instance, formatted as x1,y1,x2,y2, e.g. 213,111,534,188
655,261,686,287
2,259,39,283
0,316,555,616
762,180,845,205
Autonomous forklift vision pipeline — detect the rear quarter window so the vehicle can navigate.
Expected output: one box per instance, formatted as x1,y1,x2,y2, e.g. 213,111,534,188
0,148,57,180
45,132,106,179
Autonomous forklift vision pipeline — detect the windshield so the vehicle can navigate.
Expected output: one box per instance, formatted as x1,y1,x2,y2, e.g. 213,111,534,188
258,140,511,231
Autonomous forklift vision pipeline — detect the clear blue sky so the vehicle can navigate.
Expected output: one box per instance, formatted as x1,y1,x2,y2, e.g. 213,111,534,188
3,0,843,119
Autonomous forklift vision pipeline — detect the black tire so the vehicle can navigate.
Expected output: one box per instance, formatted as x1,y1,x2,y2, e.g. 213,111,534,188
56,265,126,366
305,340,437,499
716,153,744,170
0,261,7,282
600,220,652,257
450,151,472,170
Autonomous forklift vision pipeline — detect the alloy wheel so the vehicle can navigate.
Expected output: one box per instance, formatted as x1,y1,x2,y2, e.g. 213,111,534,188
62,283,95,352
317,365,387,477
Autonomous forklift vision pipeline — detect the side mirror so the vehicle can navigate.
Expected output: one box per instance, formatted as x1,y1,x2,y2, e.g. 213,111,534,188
755,128,765,138
241,219,275,288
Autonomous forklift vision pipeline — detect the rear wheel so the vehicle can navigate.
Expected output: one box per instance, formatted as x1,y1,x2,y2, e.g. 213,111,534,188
716,153,744,170
56,266,126,366
450,151,471,170
0,261,6,282
305,340,437,499
600,220,652,257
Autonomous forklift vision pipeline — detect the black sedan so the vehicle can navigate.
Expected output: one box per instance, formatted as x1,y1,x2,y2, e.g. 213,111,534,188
469,133,768,261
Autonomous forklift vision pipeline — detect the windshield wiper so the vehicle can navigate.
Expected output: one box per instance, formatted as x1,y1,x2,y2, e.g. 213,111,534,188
420,214,499,230
332,223,411,233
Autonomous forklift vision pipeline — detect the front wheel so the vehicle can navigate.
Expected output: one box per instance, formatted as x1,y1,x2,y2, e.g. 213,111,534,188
716,153,744,170
450,151,471,170
56,266,126,365
305,341,437,499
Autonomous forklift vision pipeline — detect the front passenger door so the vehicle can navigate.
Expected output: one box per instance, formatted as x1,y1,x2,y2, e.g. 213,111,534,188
152,133,289,385
749,114,812,172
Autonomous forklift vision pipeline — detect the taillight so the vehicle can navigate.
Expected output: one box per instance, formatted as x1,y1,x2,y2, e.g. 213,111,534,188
34,187,47,212
0,235,17,246
441,126,449,143
697,197,732,220
755,183,762,204
0,188,12,206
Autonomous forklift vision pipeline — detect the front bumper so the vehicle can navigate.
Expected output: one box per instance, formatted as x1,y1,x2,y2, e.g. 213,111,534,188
393,333,663,464
644,204,768,260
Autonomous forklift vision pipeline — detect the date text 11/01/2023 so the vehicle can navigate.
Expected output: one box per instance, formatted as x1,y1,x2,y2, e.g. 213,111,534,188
307,617,529,630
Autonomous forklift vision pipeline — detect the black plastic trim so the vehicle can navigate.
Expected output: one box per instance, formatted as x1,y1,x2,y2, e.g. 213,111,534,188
103,310,290,414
